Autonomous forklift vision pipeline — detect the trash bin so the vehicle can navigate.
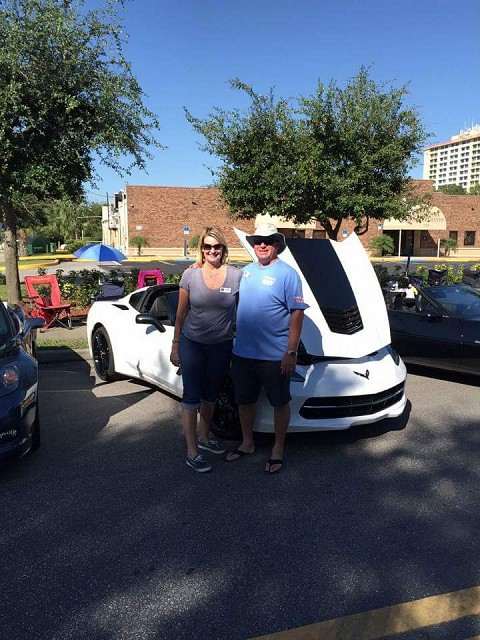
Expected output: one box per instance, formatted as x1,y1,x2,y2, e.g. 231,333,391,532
49,242,56,253
27,243,33,256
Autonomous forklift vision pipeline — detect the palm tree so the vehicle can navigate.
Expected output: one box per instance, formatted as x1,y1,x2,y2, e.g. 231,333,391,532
440,237,458,257
130,236,149,256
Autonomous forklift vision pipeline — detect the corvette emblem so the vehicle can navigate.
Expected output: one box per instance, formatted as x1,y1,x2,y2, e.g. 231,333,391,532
354,369,370,380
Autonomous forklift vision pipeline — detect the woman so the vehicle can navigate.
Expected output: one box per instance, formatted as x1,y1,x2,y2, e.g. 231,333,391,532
170,227,242,472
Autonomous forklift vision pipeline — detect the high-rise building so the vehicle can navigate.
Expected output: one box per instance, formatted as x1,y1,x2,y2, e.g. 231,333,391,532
423,125,480,191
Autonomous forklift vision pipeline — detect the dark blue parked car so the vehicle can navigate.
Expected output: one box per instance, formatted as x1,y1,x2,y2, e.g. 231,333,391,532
0,301,44,461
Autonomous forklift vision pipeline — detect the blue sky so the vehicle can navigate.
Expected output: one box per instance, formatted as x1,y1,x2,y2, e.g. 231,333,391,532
87,0,479,203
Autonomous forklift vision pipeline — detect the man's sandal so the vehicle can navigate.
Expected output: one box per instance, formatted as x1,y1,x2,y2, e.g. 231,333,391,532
264,458,285,474
225,448,254,462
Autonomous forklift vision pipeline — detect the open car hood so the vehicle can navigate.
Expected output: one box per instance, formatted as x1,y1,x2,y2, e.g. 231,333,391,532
235,228,391,358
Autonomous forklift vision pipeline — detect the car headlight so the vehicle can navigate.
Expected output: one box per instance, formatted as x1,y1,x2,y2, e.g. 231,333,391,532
0,365,20,396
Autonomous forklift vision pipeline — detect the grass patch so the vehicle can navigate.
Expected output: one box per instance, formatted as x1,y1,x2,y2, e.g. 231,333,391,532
37,338,88,350
0,284,28,300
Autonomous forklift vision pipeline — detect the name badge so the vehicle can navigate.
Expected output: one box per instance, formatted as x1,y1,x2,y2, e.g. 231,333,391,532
220,287,232,293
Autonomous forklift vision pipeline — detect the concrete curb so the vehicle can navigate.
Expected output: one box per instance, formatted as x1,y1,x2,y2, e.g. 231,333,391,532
38,348,92,365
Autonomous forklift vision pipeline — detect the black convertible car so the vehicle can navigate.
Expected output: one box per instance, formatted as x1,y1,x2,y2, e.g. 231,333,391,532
0,301,44,461
387,284,480,375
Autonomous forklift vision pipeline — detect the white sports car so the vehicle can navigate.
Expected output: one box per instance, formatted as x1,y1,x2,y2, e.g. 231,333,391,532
87,231,406,438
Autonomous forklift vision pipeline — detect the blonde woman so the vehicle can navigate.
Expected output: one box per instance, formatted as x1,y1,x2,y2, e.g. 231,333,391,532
170,227,242,472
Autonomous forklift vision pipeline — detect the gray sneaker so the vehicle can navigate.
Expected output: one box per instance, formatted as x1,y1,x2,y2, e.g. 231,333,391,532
186,454,212,473
198,438,226,455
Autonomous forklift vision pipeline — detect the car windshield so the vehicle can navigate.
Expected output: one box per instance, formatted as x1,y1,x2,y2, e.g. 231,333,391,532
0,302,14,345
424,286,480,318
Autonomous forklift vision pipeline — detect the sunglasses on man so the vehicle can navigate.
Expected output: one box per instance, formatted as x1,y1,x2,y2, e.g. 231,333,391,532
253,237,275,246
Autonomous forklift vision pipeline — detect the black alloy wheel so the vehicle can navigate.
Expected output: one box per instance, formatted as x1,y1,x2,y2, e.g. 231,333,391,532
92,326,117,382
211,375,242,440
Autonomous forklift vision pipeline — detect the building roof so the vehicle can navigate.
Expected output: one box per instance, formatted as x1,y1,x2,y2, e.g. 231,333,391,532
424,125,480,150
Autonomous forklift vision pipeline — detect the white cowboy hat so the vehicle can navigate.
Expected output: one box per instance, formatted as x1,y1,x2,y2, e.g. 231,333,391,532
246,222,286,254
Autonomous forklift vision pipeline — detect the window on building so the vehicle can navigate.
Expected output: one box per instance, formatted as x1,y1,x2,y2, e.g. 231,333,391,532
312,229,327,239
464,231,475,246
281,228,305,239
449,231,458,242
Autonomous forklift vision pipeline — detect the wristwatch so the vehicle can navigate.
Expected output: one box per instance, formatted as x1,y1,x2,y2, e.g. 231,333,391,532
286,349,298,356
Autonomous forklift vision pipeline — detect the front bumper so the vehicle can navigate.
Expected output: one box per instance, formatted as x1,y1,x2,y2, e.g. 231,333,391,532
253,348,407,433
0,386,38,461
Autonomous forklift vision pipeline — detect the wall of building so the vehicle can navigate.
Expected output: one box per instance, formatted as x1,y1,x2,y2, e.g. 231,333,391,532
126,185,256,253
104,181,480,259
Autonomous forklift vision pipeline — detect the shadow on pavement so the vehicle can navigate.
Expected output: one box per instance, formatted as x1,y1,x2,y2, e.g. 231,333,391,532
0,362,478,640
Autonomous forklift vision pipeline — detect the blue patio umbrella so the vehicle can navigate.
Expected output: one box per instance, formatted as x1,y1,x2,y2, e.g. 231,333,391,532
72,243,96,258
74,243,126,262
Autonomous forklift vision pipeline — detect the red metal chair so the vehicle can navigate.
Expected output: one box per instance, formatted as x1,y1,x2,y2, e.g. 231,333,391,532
137,269,164,288
24,275,72,331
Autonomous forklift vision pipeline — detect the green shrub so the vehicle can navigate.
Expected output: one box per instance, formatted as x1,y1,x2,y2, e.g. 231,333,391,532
433,263,463,285
130,236,149,256
189,234,200,250
368,235,395,257
64,239,86,253
164,272,181,284
440,237,458,256
372,264,392,288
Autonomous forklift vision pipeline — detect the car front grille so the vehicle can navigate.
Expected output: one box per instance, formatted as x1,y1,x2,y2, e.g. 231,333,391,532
299,382,405,419
322,305,363,335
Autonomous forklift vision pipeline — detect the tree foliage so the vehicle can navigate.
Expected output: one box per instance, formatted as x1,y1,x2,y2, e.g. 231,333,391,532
129,235,149,255
0,0,161,302
440,236,458,256
436,184,466,195
368,234,395,257
38,199,103,244
469,184,480,195
186,67,430,240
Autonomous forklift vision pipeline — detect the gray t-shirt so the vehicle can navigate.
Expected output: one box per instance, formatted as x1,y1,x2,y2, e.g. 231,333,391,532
180,265,242,344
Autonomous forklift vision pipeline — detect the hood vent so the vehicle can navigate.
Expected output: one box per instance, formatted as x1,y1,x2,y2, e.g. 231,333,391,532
322,304,363,335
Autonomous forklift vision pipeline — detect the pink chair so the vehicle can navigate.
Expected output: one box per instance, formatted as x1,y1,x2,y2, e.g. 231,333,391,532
137,269,164,288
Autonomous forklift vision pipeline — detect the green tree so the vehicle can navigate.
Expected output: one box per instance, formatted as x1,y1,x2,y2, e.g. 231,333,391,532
130,235,149,256
469,184,480,195
186,67,430,240
436,184,466,195
0,0,161,302
38,199,103,245
368,234,395,257
440,236,458,256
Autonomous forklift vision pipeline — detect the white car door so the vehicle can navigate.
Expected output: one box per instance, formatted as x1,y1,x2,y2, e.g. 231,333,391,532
133,289,183,397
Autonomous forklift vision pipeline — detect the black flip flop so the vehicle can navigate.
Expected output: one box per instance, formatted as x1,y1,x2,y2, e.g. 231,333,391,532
225,448,254,462
264,458,285,474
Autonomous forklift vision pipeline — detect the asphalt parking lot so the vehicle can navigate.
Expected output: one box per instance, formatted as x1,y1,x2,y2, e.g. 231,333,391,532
1,360,479,639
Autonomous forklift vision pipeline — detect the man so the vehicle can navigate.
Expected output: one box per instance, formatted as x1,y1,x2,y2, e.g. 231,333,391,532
226,223,307,473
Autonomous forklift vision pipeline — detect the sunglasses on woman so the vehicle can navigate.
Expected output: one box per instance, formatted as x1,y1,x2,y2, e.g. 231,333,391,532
202,243,223,251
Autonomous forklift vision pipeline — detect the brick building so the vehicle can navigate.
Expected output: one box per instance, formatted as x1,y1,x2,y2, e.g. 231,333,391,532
103,181,480,259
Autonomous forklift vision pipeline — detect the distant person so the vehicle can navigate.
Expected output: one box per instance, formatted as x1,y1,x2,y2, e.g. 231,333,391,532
226,223,307,473
170,227,242,473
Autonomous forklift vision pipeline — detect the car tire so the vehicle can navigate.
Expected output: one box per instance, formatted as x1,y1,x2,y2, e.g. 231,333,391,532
211,375,242,440
92,326,118,382
31,404,40,451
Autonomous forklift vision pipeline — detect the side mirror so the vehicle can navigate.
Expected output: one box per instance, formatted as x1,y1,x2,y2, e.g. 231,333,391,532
24,317,45,332
135,313,166,333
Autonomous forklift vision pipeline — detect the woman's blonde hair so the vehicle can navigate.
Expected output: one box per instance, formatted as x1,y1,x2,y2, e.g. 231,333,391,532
195,227,229,266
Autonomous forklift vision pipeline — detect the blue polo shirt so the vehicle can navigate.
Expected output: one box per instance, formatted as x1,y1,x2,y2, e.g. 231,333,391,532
233,259,308,360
